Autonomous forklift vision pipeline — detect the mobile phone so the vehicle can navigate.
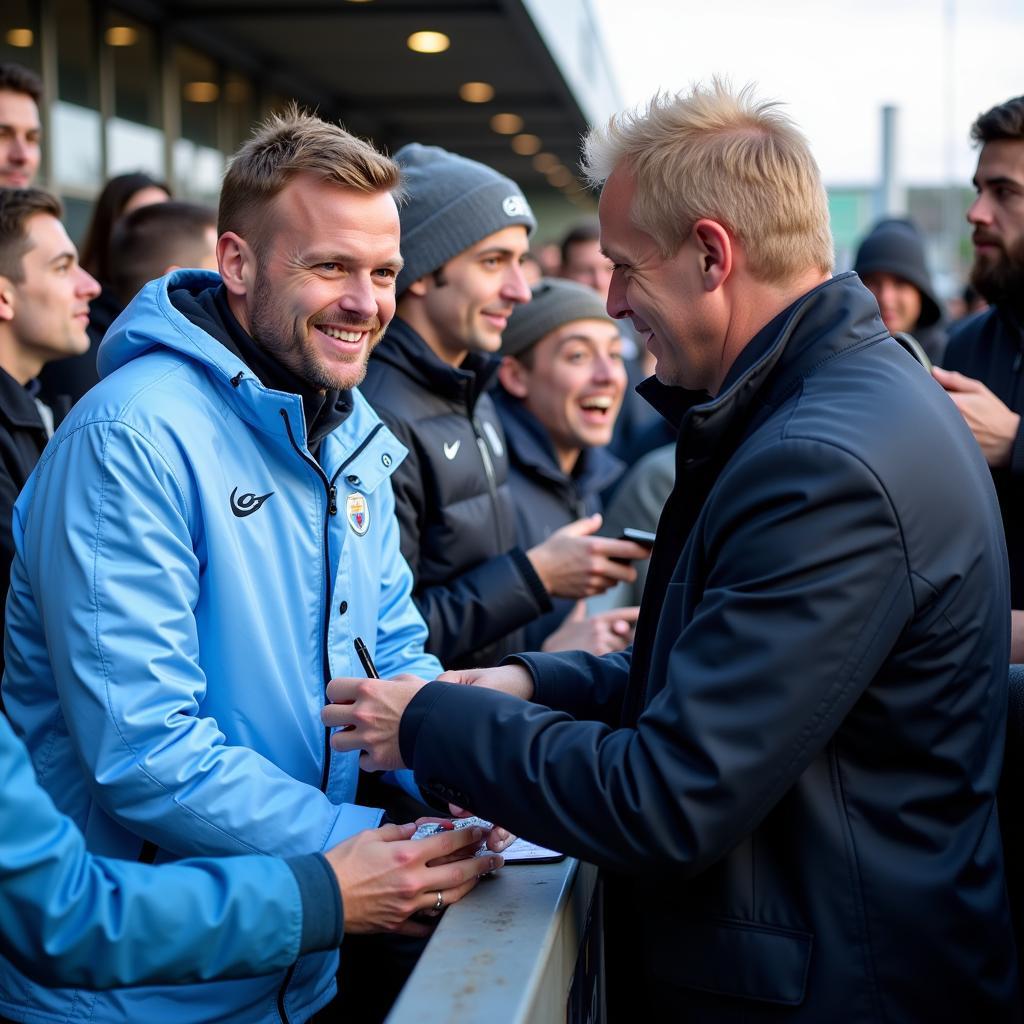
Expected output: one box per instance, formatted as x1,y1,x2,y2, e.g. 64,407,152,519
618,527,656,548
614,528,655,552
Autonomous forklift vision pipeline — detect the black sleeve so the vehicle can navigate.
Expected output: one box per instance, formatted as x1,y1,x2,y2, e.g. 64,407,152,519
400,439,912,875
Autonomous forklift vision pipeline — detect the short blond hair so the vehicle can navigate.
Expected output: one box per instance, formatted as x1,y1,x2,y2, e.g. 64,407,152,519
582,80,833,283
219,103,400,249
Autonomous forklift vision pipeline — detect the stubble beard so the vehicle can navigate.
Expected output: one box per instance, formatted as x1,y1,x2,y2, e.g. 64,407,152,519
249,265,383,391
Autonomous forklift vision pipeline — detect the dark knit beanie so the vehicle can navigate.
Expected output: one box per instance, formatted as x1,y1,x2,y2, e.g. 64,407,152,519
853,218,942,328
500,278,615,358
395,143,536,295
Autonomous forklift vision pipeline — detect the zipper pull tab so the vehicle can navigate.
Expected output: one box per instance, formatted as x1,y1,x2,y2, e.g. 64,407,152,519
328,485,338,516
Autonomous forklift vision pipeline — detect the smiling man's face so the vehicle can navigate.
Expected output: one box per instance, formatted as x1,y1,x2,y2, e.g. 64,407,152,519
241,174,402,391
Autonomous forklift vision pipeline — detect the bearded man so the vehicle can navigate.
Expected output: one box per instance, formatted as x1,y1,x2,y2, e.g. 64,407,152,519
935,94,1024,658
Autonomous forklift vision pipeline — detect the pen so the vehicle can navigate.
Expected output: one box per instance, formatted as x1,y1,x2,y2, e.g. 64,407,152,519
354,636,379,679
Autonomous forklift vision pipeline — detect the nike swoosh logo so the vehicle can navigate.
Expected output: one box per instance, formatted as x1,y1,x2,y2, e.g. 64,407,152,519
443,440,461,461
230,487,275,518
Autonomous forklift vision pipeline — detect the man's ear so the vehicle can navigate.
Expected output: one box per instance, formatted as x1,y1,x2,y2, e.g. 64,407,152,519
0,276,16,323
497,355,529,398
692,219,732,292
406,275,430,298
217,231,255,298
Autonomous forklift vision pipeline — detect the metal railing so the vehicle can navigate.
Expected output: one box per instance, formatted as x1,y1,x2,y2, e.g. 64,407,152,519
387,858,603,1024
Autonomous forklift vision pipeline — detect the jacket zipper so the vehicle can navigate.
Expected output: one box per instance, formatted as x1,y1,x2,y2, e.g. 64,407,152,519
275,413,383,1023
471,417,504,547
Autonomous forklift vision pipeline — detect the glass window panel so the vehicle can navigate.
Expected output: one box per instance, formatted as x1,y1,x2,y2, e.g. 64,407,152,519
52,101,102,188
104,11,164,179
0,1,40,72
105,11,160,128
107,116,164,177
53,0,101,192
176,46,218,148
223,72,257,154
173,138,224,205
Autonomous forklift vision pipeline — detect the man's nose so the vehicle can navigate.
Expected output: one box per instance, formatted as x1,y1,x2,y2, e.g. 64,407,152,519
77,267,101,301
606,272,630,320
339,274,377,320
501,262,532,304
7,137,28,164
967,193,992,226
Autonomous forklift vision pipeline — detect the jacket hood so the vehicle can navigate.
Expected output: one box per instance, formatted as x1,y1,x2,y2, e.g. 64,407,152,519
98,269,246,385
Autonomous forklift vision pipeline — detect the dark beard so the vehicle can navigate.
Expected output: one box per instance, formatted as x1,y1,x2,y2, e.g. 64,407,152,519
970,235,1024,319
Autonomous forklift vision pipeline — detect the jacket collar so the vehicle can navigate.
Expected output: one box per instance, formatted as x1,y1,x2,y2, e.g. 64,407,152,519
0,366,46,431
494,386,624,497
640,273,888,468
373,317,500,413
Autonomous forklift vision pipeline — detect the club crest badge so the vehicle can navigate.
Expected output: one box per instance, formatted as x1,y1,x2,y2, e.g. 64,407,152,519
346,492,369,536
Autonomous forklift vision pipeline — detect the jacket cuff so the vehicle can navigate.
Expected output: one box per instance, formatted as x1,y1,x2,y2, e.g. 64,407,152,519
1010,415,1024,476
399,681,450,768
509,546,553,613
505,651,571,710
285,854,344,953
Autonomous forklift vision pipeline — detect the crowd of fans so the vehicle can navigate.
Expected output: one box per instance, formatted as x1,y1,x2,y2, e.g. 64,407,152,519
1,53,1024,1023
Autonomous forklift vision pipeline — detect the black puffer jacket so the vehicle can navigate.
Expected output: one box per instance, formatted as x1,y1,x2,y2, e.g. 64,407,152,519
401,274,1018,1020
360,319,550,668
943,305,1024,606
493,386,623,650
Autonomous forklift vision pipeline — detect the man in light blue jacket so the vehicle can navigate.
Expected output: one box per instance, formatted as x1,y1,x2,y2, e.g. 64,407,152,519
0,108,477,1023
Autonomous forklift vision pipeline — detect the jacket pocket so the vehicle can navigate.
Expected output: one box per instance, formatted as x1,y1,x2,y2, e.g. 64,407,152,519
645,914,812,1006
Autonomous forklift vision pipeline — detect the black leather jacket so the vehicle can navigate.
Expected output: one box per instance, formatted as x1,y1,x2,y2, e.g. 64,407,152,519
360,319,550,669
400,274,1019,1020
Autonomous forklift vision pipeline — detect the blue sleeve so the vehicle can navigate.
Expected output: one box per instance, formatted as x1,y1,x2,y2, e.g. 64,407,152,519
0,711,337,989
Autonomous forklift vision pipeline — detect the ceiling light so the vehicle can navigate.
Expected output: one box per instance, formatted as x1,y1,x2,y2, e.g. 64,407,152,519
511,133,542,156
105,26,138,46
183,81,220,103
459,81,494,104
532,152,560,174
490,113,523,135
4,28,33,48
546,166,573,188
407,31,450,54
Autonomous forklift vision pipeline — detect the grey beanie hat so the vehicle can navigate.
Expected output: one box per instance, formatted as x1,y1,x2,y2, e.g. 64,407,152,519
500,277,615,359
395,143,536,295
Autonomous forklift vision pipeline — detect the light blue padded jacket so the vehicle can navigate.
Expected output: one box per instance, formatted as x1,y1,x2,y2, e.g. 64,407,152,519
0,270,442,1023
0,709,321,988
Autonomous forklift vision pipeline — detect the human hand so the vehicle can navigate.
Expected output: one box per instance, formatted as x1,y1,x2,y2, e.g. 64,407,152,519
526,514,649,598
324,823,502,936
323,674,428,770
446,806,517,853
540,601,639,655
932,366,1021,467
436,663,536,701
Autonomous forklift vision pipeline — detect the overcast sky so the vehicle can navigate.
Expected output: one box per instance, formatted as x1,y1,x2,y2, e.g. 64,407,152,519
590,0,1023,187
